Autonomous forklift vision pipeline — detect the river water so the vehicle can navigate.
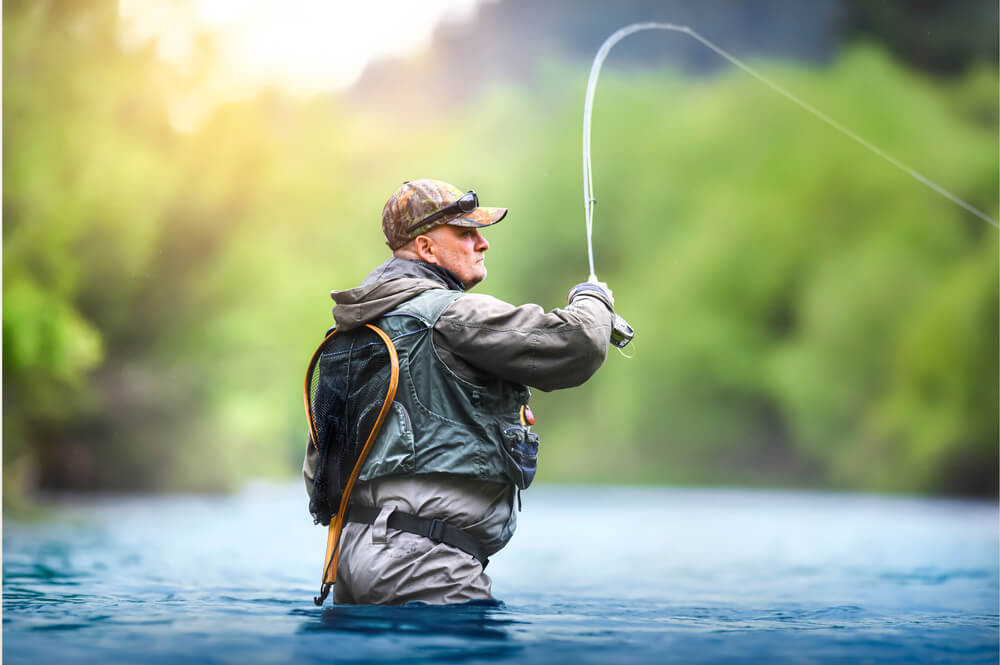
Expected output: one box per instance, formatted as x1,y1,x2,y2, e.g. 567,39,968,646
3,482,997,664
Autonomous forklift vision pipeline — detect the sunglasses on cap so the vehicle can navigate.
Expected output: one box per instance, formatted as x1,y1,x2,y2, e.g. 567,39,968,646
406,190,478,234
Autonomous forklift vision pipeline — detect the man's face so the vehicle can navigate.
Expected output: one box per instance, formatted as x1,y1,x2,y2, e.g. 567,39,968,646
422,224,491,289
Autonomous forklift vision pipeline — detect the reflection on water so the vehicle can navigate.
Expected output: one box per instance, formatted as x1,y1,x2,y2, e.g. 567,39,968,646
298,599,517,639
3,483,998,664
292,600,526,662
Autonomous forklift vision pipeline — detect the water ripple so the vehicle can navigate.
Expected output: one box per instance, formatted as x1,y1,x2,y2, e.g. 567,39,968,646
3,485,997,664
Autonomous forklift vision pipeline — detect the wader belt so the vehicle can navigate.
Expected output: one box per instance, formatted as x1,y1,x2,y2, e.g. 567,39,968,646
345,504,489,568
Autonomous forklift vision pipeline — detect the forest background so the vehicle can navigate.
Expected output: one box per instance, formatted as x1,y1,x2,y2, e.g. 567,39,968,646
4,0,998,507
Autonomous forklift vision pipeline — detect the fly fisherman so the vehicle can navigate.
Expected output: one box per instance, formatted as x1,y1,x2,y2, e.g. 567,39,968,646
304,178,615,605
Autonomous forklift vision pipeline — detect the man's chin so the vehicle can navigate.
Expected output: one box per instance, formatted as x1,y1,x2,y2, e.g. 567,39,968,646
464,268,487,290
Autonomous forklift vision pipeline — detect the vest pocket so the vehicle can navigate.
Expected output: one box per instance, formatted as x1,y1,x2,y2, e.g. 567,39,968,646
500,425,539,489
359,401,415,481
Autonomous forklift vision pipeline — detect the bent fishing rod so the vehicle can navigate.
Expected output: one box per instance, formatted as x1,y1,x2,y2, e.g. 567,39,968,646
582,23,998,349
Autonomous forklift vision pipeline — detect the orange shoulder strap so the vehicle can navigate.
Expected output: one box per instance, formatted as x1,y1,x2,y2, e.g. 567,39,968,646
314,323,399,599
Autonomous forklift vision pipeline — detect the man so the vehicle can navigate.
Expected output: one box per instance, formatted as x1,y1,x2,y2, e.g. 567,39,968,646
304,178,615,605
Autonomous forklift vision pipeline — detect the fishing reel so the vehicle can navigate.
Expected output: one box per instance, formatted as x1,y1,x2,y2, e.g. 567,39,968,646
611,313,635,349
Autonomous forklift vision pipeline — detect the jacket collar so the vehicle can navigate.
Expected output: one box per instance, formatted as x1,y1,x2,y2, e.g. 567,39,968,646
360,257,465,292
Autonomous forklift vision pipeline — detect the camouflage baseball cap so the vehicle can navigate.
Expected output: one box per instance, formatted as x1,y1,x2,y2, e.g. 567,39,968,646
382,179,508,250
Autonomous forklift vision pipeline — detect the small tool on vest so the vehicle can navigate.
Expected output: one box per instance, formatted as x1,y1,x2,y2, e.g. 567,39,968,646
519,404,535,428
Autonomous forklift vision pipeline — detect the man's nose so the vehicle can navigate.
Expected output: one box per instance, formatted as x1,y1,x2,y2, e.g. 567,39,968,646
475,232,489,251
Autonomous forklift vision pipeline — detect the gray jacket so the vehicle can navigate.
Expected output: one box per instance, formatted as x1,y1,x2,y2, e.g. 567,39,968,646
330,257,614,390
304,257,614,489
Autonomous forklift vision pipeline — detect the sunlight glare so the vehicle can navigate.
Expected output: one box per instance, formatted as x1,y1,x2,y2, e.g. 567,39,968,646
120,0,482,93
118,0,483,127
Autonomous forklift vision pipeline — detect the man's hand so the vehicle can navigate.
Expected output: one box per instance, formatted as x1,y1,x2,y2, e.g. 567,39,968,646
568,281,614,308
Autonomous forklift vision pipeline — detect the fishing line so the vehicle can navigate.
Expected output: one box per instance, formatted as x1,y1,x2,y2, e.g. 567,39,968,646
582,22,998,282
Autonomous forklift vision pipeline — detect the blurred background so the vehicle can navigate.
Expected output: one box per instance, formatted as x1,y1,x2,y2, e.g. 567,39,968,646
3,0,997,507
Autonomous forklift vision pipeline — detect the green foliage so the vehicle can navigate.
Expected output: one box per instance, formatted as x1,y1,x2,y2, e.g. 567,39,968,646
521,48,998,494
3,4,997,500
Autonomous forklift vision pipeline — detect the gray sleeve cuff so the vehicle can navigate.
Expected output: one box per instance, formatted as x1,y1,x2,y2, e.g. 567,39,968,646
568,282,614,312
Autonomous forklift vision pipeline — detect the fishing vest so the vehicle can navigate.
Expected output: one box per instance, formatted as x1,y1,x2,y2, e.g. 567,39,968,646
356,288,536,489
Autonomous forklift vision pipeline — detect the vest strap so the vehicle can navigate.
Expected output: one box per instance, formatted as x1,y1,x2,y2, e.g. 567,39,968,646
345,504,489,568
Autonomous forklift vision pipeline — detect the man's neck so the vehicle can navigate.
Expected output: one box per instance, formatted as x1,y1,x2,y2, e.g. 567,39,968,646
416,260,466,292
369,257,466,292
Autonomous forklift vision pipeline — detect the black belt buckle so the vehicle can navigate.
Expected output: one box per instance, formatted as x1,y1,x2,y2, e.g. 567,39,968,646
426,518,446,542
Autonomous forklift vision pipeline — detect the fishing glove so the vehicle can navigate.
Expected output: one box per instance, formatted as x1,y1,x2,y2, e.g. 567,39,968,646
568,282,614,310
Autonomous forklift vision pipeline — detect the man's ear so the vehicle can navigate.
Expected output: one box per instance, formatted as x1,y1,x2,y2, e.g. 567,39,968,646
413,235,437,264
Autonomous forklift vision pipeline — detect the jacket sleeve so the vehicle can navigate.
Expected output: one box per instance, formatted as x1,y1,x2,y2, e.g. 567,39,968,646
433,292,615,391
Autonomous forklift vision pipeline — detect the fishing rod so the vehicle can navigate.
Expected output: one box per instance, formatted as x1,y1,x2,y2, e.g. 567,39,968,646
582,23,998,345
